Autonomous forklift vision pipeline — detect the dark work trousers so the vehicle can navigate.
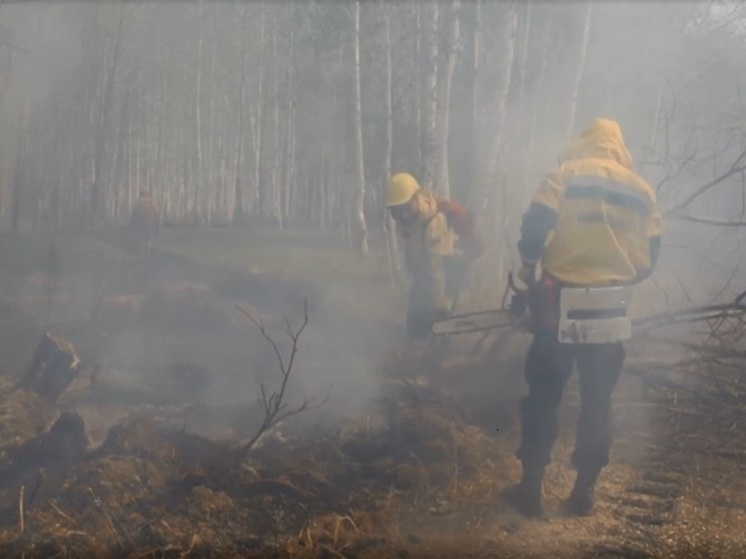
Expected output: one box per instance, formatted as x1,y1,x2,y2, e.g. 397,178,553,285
406,286,448,339
515,330,626,478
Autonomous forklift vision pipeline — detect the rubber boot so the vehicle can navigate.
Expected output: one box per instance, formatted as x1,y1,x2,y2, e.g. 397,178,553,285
564,470,599,516
502,465,545,518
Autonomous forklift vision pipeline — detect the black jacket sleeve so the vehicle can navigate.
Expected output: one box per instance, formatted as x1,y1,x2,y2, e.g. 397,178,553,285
635,236,661,282
517,202,558,265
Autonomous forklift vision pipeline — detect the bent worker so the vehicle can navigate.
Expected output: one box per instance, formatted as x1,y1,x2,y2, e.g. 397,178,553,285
128,189,160,256
385,172,483,339
504,118,662,518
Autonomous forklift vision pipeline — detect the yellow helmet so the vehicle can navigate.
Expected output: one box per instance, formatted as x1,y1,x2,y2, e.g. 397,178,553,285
386,172,420,207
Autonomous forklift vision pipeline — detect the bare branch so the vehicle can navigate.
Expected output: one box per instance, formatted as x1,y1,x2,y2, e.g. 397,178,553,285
234,298,313,457
673,214,746,227
632,291,746,335
235,304,287,374
0,40,28,54
665,153,746,216
709,258,742,305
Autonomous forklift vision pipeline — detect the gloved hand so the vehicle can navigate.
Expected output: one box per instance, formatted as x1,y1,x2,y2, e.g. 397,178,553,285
509,292,527,318
517,263,536,288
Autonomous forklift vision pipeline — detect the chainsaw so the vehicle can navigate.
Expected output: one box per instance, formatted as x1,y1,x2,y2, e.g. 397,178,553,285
430,272,531,336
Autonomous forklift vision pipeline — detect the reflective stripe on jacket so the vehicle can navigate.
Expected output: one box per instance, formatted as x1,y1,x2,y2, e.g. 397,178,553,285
519,118,662,286
399,191,455,313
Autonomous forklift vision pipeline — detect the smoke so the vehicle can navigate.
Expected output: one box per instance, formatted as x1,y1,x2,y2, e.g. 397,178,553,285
1,1,745,475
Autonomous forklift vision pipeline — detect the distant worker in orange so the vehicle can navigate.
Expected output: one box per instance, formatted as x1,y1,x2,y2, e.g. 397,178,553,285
128,189,160,256
385,172,483,339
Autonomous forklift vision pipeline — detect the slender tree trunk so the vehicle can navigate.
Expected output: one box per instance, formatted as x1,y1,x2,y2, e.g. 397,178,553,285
319,144,328,231
434,0,460,199
156,30,167,217
483,0,518,278
419,1,439,191
483,1,517,203
516,1,532,111
566,0,593,141
137,73,146,209
113,82,128,220
414,0,422,167
351,0,368,257
522,21,550,205
193,0,204,224
127,81,139,215
285,102,296,223
91,0,125,227
233,3,249,226
270,8,283,230
511,0,531,187
463,0,480,208
253,1,266,218
284,25,297,224
11,102,30,233
382,3,401,283
206,2,218,224
158,32,168,223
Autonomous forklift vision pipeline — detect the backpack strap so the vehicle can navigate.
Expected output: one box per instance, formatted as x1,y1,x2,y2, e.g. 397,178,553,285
420,211,442,249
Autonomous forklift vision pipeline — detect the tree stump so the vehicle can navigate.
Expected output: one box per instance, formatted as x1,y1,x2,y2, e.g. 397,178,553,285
16,332,82,402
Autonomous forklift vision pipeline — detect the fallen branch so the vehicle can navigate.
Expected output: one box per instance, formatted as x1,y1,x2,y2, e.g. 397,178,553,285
49,500,74,524
632,291,746,336
18,485,24,534
318,544,348,559
674,213,746,227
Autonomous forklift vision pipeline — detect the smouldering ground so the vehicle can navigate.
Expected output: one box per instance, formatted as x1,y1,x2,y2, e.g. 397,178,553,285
0,228,742,558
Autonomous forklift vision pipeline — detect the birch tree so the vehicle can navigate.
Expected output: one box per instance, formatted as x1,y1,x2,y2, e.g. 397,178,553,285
232,2,250,226
565,0,593,141
433,0,460,198
418,1,439,192
382,1,401,282
351,0,368,256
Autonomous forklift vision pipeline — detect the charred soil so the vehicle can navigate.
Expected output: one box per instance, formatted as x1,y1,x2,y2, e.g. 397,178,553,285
0,230,740,558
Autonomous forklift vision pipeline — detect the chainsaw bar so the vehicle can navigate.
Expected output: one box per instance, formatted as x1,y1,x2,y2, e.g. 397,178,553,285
431,309,516,336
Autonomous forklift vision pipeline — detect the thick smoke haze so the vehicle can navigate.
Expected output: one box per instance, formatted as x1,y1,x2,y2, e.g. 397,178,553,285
0,0,744,438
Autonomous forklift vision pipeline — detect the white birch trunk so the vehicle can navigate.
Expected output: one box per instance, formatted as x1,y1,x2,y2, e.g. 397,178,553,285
419,1,439,191
566,0,593,141
351,0,369,256
434,0,460,199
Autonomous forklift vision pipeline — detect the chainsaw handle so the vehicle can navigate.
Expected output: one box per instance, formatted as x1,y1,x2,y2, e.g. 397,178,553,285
501,271,529,310
508,271,529,297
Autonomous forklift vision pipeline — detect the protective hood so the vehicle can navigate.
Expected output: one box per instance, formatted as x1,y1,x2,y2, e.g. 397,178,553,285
559,118,634,171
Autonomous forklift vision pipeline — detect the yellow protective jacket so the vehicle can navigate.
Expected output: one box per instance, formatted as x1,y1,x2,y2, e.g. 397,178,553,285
518,118,662,286
398,190,455,313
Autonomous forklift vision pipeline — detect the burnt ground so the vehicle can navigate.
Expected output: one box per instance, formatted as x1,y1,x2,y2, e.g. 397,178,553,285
0,228,741,558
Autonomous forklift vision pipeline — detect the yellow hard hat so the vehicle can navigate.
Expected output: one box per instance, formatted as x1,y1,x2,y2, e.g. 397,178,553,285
386,173,420,207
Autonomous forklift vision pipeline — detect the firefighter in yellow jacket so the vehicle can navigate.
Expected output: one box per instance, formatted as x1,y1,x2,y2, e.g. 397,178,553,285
504,118,662,518
386,172,484,338
386,173,454,339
